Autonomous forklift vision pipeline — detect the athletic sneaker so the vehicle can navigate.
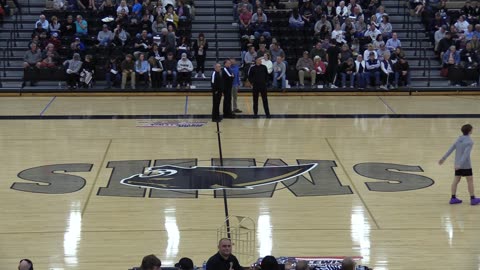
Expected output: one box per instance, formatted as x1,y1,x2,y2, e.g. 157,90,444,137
449,197,463,204
470,198,480,205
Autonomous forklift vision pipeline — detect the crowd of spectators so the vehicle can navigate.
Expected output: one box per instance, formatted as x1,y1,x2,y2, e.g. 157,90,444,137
420,0,480,86
21,0,211,89
234,0,411,89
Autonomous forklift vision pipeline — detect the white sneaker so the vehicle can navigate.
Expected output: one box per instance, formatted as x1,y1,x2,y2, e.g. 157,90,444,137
380,85,388,90
194,73,199,78
201,73,206,79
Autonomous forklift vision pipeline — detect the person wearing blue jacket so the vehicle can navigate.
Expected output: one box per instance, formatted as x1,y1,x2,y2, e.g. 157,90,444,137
230,58,242,113
439,124,480,205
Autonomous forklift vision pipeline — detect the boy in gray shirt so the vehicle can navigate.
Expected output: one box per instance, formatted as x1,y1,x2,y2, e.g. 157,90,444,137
439,124,480,205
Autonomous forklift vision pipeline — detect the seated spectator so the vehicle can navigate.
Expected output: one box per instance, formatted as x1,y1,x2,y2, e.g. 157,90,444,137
348,0,363,15
36,14,49,30
442,46,461,85
52,0,66,10
323,0,337,21
152,15,166,36
437,31,453,60
61,15,76,37
289,8,305,29
140,254,162,270
252,16,271,39
70,37,86,53
164,5,179,28
99,0,116,17
386,32,401,51
314,15,333,37
375,6,387,24
97,24,113,46
296,51,316,87
363,43,378,60
313,55,327,86
32,22,47,38
394,56,411,87
63,53,83,89
332,24,347,45
341,17,356,43
177,52,193,88
340,57,355,87
79,54,95,88
339,44,353,62
262,53,273,83
251,7,267,23
116,0,129,15
163,52,178,88
354,54,367,88
310,41,326,60
379,15,392,40
39,43,59,68
239,5,252,35
336,1,350,22
139,14,153,35
132,0,143,20
48,32,62,49
270,42,285,61
434,26,447,53
135,30,153,56
300,1,314,29
256,43,269,58
105,56,122,88
48,16,61,36
148,56,164,88
261,256,279,270
272,56,286,89
454,15,469,33
74,15,88,37
460,42,478,68
376,43,388,60
373,34,384,49
135,53,151,87
380,52,395,89
464,24,475,41
113,24,129,46
390,46,405,61
176,36,191,59
365,51,380,87
462,1,475,21
176,0,190,21
23,43,42,86
121,54,136,89
364,23,381,43
18,259,34,270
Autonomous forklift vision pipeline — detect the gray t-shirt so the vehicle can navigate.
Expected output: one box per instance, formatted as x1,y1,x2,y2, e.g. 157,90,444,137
441,135,474,169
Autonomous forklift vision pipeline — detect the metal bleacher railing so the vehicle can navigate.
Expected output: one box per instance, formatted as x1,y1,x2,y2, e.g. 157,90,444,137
400,0,432,88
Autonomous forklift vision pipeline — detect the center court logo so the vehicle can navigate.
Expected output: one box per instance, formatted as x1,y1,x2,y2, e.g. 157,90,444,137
120,164,317,190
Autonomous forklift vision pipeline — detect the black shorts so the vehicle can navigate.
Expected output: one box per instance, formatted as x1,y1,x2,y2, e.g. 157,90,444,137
455,169,473,176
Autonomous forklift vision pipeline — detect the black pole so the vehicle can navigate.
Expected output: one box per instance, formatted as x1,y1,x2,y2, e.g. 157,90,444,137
216,121,231,239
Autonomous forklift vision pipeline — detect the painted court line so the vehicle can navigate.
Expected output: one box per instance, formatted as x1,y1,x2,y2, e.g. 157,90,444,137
184,95,189,115
378,96,396,114
39,96,56,116
4,113,480,120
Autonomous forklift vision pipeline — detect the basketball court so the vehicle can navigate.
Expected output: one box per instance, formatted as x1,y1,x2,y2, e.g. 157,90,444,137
1,94,480,270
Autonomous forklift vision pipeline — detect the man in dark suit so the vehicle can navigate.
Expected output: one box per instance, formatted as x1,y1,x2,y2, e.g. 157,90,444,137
222,59,235,118
248,57,271,118
211,63,223,122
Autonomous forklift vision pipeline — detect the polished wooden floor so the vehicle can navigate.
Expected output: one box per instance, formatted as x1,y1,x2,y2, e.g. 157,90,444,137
1,95,480,270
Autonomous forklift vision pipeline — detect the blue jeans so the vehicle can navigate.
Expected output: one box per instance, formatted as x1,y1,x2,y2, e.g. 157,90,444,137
272,72,286,88
99,37,111,46
105,72,121,87
365,71,380,86
355,73,368,88
341,72,354,87
162,70,177,86
254,31,271,39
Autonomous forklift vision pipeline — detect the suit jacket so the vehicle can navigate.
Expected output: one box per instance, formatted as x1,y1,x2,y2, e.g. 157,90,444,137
222,67,234,89
211,70,223,93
